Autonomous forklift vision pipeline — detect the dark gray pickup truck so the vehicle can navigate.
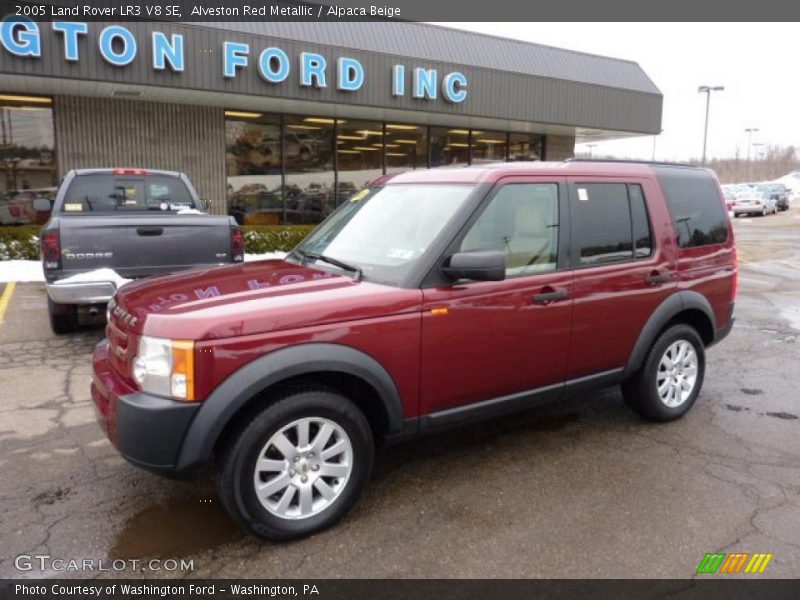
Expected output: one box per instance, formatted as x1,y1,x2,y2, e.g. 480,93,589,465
37,168,243,334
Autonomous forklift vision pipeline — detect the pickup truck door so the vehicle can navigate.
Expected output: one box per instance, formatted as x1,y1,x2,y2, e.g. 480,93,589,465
419,177,574,418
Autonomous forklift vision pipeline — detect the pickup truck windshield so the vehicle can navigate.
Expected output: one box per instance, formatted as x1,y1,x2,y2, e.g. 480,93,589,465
61,174,197,214
293,184,474,285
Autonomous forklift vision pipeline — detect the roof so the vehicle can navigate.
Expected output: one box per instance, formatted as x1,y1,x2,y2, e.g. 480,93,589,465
192,22,661,95
386,160,702,184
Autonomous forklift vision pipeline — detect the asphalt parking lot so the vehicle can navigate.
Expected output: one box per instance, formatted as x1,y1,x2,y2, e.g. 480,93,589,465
1,209,799,579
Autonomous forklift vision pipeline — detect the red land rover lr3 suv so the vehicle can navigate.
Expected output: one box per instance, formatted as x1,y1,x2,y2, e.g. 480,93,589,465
91,161,737,540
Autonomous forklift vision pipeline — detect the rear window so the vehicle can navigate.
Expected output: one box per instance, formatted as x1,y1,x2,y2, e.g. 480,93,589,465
653,167,728,248
61,174,195,214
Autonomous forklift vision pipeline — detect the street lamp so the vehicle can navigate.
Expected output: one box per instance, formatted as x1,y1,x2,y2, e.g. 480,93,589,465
745,127,759,164
652,129,663,161
698,85,724,166
745,128,760,179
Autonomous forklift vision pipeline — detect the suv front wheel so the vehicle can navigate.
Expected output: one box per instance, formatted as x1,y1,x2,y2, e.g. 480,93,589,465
622,324,706,422
218,387,374,540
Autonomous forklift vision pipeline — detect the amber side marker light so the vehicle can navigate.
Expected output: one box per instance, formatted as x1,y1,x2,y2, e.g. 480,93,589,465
171,341,196,401
431,307,449,316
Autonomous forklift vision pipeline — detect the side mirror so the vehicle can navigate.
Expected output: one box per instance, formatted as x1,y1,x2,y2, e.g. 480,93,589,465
441,250,506,282
33,197,52,212
198,199,210,212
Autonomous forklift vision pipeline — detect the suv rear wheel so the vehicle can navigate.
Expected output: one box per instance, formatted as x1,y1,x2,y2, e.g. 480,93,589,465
622,324,705,422
47,298,78,334
217,387,374,540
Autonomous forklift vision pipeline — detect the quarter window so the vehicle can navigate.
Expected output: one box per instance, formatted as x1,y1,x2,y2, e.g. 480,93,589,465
460,183,559,277
653,166,728,248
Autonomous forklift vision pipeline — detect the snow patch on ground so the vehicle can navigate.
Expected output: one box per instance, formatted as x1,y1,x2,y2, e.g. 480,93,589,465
0,252,289,283
245,252,287,262
0,260,44,283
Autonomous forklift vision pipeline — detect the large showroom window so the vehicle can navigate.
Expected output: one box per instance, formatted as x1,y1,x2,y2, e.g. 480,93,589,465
471,130,509,164
224,112,282,226
224,111,547,224
284,116,336,225
336,119,384,202
385,123,428,173
0,94,57,226
508,133,544,161
430,127,470,168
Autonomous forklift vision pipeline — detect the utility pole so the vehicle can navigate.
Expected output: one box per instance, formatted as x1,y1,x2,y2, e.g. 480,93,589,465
698,85,724,166
586,143,596,158
745,127,759,179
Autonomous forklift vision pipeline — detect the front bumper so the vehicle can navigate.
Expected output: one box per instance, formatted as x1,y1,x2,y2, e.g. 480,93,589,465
91,340,200,474
48,280,117,304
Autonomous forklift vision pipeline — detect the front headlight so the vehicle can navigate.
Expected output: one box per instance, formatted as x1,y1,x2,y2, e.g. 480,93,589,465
132,336,195,400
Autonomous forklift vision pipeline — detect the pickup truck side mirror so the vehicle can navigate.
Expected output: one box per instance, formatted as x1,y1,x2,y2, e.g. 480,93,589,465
198,199,210,212
33,197,52,212
441,250,506,282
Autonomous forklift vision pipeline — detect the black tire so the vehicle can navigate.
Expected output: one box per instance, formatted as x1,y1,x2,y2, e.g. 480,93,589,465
622,324,706,422
47,298,78,334
217,387,374,541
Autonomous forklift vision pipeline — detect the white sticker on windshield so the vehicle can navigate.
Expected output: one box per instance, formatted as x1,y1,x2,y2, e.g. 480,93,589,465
387,248,415,260
578,188,589,201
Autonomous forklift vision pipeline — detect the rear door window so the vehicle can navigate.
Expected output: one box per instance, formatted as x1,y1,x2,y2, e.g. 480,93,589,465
653,167,728,247
571,182,653,266
62,174,195,213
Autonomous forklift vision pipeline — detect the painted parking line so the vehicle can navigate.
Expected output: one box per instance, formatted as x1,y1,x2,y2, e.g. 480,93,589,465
779,261,800,271
0,282,16,326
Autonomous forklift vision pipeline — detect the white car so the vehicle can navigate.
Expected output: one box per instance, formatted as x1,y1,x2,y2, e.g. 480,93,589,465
732,189,777,217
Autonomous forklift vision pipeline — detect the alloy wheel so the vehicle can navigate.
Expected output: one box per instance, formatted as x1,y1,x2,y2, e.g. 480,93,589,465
252,417,353,520
656,340,699,408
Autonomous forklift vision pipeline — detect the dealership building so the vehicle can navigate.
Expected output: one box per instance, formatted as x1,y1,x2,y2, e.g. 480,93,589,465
0,20,662,224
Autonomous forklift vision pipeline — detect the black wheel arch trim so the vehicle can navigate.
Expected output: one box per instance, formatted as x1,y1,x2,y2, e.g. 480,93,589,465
624,291,716,377
175,343,403,471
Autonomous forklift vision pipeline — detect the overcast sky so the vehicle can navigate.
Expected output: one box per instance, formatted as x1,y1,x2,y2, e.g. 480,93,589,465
436,23,798,161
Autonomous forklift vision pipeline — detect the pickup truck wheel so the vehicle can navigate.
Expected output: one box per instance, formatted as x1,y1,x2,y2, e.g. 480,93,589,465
47,298,78,334
217,387,374,541
622,324,705,422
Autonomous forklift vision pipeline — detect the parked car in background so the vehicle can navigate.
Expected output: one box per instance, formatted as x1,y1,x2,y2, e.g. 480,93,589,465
92,160,736,541
38,168,242,334
720,184,739,211
756,183,790,211
731,189,776,217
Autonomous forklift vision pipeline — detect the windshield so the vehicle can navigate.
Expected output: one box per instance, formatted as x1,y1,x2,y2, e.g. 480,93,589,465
293,184,474,285
61,174,197,214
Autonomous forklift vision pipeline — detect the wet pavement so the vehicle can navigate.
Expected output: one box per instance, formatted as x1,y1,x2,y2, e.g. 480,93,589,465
1,209,799,579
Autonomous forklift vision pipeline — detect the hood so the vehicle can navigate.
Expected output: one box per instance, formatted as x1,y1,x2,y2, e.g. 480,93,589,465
113,259,421,340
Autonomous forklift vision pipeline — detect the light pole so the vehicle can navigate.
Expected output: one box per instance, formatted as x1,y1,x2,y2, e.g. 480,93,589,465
586,143,597,158
752,142,764,180
746,128,759,159
698,85,724,166
651,129,663,161
745,127,759,174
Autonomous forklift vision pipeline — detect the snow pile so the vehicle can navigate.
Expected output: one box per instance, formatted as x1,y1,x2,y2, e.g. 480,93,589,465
0,260,44,283
54,268,132,289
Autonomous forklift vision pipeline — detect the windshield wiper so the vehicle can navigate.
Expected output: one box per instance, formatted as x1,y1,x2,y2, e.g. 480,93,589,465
296,250,362,281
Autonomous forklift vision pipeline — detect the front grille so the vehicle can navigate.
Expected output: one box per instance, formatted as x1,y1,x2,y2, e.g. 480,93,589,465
106,317,138,386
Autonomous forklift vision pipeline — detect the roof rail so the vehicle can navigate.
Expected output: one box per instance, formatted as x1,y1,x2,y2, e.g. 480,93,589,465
565,158,698,168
